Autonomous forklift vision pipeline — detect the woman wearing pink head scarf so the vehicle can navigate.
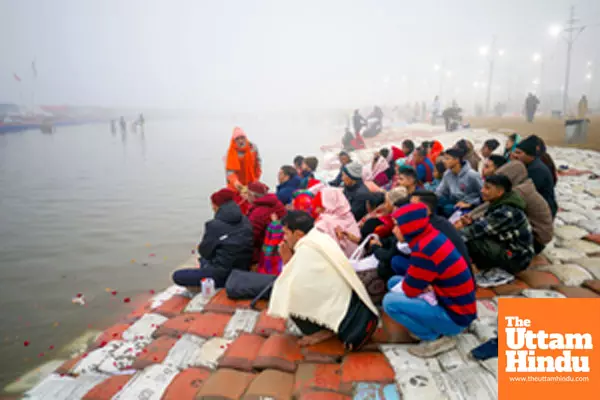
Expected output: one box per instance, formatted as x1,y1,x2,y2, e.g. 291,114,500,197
314,188,360,258
363,151,390,186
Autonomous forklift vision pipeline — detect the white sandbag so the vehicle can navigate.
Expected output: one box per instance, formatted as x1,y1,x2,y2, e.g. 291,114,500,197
476,300,498,320
396,369,449,400
97,338,151,374
556,211,587,225
4,360,67,394
380,344,442,374
543,247,585,263
478,358,498,379
184,289,219,313
195,337,232,370
536,264,594,286
576,219,600,234
122,313,168,341
562,239,600,255
469,320,498,343
553,225,589,241
113,364,179,400
522,289,566,299
223,309,260,340
573,257,600,279
444,366,498,400
162,334,207,370
24,373,107,400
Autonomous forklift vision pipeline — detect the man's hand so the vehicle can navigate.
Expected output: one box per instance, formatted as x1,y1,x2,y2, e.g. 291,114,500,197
279,241,293,265
335,226,346,240
456,201,471,209
297,330,335,347
454,220,464,230
370,236,382,248
462,214,473,226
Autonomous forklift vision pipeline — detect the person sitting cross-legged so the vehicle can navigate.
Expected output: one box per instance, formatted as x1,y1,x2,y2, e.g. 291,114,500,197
436,147,483,217
172,188,253,289
382,202,477,358
268,211,379,350
456,175,534,287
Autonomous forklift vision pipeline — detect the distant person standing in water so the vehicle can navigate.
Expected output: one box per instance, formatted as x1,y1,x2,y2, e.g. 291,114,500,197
138,113,145,129
578,95,588,118
431,96,440,125
352,109,367,135
524,93,539,123
225,127,262,191
119,117,127,133
110,120,117,134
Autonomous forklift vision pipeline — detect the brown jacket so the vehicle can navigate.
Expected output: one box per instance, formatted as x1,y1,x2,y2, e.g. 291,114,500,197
469,161,553,245
464,149,482,172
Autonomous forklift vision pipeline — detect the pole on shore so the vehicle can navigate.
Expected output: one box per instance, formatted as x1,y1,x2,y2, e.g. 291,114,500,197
485,36,497,114
560,5,586,118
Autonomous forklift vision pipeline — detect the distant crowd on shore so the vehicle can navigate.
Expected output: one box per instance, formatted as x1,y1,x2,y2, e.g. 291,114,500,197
171,124,558,358
110,114,145,134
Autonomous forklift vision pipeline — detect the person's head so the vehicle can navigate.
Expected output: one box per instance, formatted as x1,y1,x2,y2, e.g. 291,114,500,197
505,133,519,150
482,174,512,202
281,211,315,249
383,187,409,213
379,148,390,160
409,190,438,215
482,155,507,178
338,151,351,166
302,156,319,172
354,109,360,115
342,162,363,186
210,188,236,213
412,147,428,164
232,127,247,148
392,202,430,242
455,139,472,153
434,95,439,101
247,182,269,203
293,155,304,171
443,147,465,170
513,135,539,164
481,139,500,158
401,139,415,156
397,167,419,191
278,165,297,184
434,161,446,180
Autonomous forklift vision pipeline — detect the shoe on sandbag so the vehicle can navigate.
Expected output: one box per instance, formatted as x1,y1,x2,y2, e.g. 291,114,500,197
476,268,514,288
408,336,458,358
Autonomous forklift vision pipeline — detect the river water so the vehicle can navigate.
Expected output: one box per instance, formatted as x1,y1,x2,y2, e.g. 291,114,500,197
0,114,339,387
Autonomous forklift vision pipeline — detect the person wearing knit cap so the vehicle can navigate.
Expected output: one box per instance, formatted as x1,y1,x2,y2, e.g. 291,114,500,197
246,182,287,264
435,146,483,217
513,136,557,217
172,188,253,289
225,127,262,190
382,202,476,358
342,161,383,221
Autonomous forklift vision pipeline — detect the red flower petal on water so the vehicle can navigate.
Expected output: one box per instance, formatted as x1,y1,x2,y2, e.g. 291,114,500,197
191,249,195,255
38,352,44,357
149,289,155,295
76,293,83,298
111,291,117,296
23,341,30,347
48,345,54,350
123,297,131,303
149,253,156,257
99,341,108,348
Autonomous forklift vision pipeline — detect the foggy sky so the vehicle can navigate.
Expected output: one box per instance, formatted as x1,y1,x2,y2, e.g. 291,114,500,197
1,0,598,111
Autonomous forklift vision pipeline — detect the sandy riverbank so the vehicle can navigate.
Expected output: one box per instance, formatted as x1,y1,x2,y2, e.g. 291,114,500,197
468,115,599,151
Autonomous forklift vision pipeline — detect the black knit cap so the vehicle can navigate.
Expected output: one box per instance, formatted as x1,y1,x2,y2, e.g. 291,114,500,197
445,147,466,160
516,135,539,156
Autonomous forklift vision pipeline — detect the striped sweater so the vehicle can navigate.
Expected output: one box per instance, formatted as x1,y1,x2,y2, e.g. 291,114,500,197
393,203,477,327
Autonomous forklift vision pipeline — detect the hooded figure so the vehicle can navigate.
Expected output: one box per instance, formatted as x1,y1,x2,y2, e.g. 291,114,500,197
247,182,287,263
173,189,253,288
225,127,262,189
363,153,390,185
314,188,361,258
468,161,553,254
382,203,476,357
514,136,558,217
457,139,481,172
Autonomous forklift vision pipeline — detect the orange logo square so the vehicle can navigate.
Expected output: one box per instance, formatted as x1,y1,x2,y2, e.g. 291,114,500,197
498,298,600,399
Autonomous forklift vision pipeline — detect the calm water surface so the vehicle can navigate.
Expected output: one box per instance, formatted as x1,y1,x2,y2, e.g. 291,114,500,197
0,115,337,387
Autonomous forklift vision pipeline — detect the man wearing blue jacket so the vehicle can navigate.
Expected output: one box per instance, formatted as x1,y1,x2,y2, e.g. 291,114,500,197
276,165,301,205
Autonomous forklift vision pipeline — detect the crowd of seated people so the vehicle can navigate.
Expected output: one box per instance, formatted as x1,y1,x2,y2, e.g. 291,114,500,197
172,126,559,358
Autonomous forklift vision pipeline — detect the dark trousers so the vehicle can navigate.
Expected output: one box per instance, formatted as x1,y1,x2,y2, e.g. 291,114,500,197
466,238,525,274
172,265,232,288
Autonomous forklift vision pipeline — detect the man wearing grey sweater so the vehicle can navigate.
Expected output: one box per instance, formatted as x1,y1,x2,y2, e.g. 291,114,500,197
436,147,483,217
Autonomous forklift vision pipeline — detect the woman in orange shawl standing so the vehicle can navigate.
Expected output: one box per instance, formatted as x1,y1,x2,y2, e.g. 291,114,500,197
226,127,262,190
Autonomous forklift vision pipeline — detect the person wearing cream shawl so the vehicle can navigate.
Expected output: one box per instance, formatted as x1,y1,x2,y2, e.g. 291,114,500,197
268,211,379,350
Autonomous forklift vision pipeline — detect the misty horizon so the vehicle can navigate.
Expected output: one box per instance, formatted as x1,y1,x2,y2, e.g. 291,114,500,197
1,0,599,112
